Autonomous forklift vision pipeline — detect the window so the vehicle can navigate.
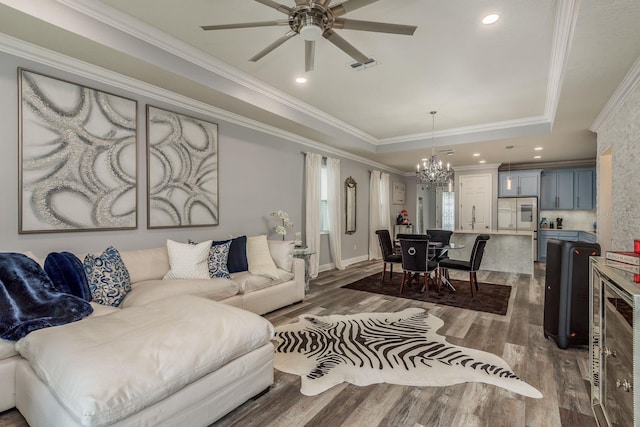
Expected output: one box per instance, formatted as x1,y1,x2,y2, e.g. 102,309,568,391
442,191,455,231
320,163,329,232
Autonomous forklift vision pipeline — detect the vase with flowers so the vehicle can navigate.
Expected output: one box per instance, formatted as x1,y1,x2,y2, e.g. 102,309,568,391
271,210,294,241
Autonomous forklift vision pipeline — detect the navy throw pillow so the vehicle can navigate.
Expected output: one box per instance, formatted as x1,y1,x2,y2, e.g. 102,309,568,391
213,235,248,273
44,252,92,302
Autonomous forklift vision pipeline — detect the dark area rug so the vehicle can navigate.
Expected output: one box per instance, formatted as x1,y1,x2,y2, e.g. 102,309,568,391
342,273,511,315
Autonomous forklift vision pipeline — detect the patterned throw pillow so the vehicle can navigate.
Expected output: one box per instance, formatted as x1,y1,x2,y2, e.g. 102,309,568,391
83,247,131,307
213,236,248,273
208,241,231,279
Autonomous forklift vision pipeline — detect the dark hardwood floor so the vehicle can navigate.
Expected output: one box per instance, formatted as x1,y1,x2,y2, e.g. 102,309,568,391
0,261,596,427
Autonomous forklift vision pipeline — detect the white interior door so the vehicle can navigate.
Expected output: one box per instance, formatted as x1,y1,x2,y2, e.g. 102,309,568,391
459,174,492,230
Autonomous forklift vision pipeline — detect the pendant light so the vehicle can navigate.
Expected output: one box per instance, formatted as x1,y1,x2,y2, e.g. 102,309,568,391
506,145,514,190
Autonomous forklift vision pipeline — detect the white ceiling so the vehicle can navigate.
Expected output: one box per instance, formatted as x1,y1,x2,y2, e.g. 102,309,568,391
1,0,640,172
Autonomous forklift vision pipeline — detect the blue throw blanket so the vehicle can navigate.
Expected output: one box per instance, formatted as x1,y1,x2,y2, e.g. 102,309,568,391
0,253,93,341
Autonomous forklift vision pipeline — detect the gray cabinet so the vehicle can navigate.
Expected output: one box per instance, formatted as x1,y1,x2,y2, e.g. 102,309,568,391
579,231,597,244
541,170,574,209
590,258,638,426
498,170,540,197
575,169,595,210
538,230,579,261
540,168,595,210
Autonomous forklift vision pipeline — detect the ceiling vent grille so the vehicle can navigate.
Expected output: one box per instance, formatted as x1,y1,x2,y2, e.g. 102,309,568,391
349,58,379,71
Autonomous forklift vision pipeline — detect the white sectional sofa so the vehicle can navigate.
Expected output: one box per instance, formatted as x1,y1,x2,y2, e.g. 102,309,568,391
0,238,305,426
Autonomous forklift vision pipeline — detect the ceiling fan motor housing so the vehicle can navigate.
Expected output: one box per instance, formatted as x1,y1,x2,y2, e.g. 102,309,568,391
290,5,333,40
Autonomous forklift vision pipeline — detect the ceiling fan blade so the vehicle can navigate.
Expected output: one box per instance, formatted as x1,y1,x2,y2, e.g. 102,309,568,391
201,20,289,31
250,31,297,62
333,18,417,35
305,40,315,72
294,0,309,5
330,0,378,17
311,0,332,6
254,0,292,14
323,29,369,64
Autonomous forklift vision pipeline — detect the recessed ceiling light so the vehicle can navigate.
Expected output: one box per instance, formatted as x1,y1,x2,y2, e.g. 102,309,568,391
473,153,480,157
295,76,307,84
534,155,542,159
534,146,543,151
479,160,486,164
482,14,500,25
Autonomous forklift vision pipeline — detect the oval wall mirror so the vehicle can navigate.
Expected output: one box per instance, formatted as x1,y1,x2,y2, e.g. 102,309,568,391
345,176,356,234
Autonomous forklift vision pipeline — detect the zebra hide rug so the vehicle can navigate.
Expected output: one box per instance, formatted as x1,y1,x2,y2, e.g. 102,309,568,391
273,308,542,398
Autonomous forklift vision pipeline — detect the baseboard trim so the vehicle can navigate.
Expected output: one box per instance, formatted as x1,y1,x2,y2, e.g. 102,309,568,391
318,255,369,273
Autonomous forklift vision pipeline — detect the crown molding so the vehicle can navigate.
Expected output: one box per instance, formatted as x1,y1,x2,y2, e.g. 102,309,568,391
376,115,550,147
0,32,403,175
2,0,578,152
52,0,570,150
452,163,501,172
56,0,378,145
590,53,640,132
545,0,581,127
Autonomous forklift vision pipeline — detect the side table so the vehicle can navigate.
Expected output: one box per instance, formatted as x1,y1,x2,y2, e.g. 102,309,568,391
293,246,314,291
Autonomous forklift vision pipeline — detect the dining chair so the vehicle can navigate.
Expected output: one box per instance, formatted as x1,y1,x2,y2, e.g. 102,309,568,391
426,229,453,262
399,239,438,294
375,229,402,284
438,234,490,297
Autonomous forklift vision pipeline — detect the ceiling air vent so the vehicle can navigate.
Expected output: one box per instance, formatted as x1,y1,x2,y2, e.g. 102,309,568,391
349,58,379,71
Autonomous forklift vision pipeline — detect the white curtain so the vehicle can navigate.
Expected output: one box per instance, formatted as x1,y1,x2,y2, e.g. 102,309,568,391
326,157,344,270
305,152,322,278
369,170,382,259
380,172,391,231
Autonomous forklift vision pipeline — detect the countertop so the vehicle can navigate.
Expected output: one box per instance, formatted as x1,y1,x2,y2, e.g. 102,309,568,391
453,229,534,237
539,228,596,234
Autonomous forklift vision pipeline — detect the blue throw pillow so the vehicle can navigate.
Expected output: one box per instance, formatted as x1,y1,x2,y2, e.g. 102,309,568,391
44,252,92,301
213,235,248,273
208,241,231,279
83,246,131,307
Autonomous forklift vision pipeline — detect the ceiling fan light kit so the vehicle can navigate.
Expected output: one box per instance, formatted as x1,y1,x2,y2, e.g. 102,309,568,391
201,0,417,71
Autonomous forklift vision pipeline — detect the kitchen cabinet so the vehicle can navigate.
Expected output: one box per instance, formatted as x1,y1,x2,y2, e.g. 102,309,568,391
541,168,595,210
579,231,597,244
498,170,540,197
590,258,638,426
539,230,597,261
575,169,595,210
541,170,574,209
538,230,578,261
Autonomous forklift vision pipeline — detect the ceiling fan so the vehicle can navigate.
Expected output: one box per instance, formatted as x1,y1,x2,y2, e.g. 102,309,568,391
201,0,417,71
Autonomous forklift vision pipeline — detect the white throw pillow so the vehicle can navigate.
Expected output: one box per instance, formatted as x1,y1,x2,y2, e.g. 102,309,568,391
267,240,295,272
247,235,279,279
163,239,212,280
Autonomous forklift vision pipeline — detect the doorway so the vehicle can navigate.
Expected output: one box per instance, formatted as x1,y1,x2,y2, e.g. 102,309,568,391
599,147,612,252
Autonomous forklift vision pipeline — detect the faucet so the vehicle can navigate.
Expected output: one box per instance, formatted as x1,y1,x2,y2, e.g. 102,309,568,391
471,205,476,230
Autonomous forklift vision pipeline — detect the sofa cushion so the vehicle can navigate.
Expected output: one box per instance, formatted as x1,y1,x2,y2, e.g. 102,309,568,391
213,235,248,273
44,252,92,301
83,247,131,307
163,240,212,280
0,339,16,360
267,240,295,272
15,295,274,427
247,235,279,280
120,278,240,308
208,241,231,279
231,269,294,293
119,247,169,283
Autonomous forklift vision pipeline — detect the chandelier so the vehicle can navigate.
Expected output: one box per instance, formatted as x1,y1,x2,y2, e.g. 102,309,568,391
416,111,455,191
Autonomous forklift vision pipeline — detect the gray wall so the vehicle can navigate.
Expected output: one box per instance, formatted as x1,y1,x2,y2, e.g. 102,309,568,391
0,49,397,267
596,81,640,251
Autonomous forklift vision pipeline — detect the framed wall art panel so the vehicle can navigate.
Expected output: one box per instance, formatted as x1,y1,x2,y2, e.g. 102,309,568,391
18,68,138,233
146,105,219,228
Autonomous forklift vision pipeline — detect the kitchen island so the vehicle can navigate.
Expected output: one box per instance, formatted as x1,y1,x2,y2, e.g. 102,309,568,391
449,229,535,275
